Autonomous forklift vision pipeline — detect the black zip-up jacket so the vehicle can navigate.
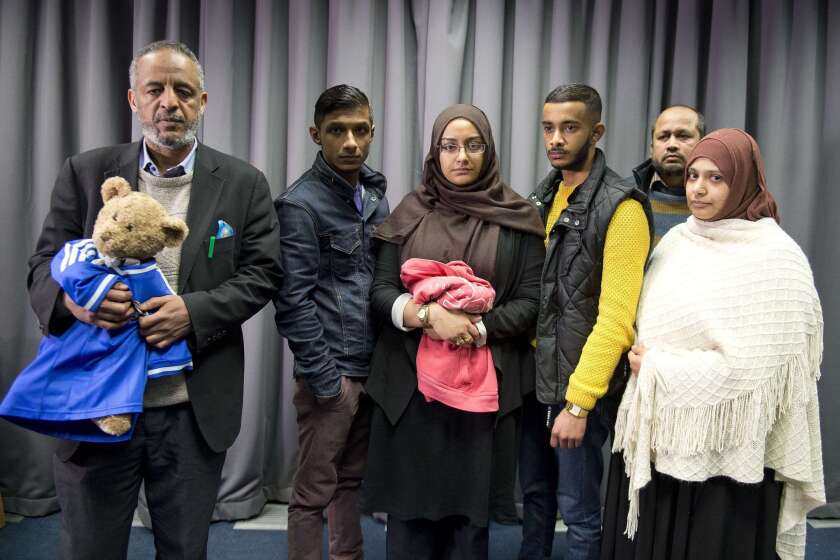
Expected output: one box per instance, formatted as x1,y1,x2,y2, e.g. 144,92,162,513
631,158,656,193
528,149,653,426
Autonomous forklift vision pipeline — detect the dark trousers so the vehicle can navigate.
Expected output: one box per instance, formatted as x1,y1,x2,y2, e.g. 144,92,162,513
288,376,371,560
386,516,489,560
519,394,609,560
53,403,226,560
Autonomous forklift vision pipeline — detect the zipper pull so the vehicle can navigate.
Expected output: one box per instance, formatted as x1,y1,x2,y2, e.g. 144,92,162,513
545,405,553,429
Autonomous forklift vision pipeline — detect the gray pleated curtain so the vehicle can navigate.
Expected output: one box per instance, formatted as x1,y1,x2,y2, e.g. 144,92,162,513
1,0,838,520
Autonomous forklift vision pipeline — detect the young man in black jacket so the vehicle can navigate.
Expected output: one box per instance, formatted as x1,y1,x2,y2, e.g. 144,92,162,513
520,84,652,560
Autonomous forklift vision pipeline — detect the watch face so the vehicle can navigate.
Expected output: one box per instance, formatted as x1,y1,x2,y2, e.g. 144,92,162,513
566,403,582,416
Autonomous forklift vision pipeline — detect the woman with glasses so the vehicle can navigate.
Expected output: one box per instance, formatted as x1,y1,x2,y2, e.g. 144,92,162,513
600,129,824,560
362,104,545,558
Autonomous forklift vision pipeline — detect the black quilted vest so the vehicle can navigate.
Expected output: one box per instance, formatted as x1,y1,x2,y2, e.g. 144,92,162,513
529,149,653,420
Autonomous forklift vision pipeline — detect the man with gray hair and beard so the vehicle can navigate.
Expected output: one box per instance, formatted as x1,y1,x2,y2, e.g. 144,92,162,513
26,41,281,559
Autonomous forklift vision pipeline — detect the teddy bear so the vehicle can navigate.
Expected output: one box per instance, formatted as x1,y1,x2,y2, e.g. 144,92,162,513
89,177,191,436
0,177,193,442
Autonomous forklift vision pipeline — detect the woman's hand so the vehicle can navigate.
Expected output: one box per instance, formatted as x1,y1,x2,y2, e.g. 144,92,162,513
423,328,443,340
428,303,481,344
628,344,646,376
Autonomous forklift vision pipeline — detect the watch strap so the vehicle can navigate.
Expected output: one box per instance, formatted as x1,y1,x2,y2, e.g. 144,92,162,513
564,402,590,418
417,303,431,328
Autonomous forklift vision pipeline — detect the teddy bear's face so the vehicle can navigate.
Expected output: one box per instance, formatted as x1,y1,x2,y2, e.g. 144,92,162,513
92,177,188,261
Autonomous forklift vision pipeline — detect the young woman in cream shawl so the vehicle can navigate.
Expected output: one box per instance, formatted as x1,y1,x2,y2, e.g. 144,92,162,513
600,129,824,560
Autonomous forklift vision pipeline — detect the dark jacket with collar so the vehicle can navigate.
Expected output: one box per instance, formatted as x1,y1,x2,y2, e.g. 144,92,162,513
529,149,652,419
274,153,390,398
631,157,691,244
631,158,656,193
27,141,283,454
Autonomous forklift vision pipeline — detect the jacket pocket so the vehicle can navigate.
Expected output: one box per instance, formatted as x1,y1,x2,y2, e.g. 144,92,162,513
329,226,361,278
201,236,237,280
556,230,582,277
210,235,237,255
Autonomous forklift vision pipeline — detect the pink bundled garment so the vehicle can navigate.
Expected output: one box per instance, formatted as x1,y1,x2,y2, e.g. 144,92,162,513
400,258,498,413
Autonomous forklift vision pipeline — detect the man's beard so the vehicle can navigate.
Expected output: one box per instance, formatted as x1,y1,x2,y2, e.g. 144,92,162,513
141,113,201,150
652,156,686,188
552,136,592,171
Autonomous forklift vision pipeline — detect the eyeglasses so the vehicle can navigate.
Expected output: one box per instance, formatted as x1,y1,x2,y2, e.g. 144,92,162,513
438,141,486,155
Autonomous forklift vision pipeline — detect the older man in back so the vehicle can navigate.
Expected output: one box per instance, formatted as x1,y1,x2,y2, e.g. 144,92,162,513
631,105,705,245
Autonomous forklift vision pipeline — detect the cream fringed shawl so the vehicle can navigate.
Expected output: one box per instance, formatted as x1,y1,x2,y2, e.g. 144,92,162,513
613,216,824,560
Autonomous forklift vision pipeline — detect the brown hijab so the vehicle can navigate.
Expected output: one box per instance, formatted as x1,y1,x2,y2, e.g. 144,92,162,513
374,104,543,281
685,128,779,222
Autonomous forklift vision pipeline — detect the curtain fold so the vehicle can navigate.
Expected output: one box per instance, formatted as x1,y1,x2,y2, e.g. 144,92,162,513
1,0,837,519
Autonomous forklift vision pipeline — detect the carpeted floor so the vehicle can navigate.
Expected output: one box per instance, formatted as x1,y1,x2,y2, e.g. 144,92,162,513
1,508,838,559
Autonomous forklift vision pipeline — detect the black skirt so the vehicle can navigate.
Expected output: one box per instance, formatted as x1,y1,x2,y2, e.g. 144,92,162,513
361,389,497,527
600,452,783,560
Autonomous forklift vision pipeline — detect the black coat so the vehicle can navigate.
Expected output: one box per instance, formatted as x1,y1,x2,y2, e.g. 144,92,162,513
27,142,283,455
630,158,657,194
529,149,652,426
364,227,545,523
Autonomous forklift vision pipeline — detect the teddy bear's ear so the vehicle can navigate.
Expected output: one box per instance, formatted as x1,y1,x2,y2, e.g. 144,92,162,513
101,177,132,202
162,217,189,248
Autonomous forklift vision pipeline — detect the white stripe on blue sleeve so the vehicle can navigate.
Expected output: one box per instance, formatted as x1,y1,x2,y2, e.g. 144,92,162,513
83,274,118,311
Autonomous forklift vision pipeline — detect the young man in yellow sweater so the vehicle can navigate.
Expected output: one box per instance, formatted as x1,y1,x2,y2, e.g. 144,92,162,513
520,84,652,560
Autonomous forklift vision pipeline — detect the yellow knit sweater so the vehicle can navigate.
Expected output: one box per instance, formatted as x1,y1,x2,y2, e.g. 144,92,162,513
543,182,650,410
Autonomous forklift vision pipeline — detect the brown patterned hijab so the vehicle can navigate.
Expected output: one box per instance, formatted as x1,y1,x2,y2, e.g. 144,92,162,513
374,104,543,281
685,128,779,222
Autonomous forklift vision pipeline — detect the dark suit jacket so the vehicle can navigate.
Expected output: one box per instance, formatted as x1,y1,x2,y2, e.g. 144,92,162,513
27,142,282,453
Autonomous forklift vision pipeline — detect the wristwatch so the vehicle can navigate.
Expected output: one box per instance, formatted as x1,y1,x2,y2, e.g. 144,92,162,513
564,402,590,418
416,304,432,328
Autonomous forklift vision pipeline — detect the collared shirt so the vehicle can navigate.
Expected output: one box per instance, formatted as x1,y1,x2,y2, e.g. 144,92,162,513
649,170,686,196
354,183,366,214
139,138,198,177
